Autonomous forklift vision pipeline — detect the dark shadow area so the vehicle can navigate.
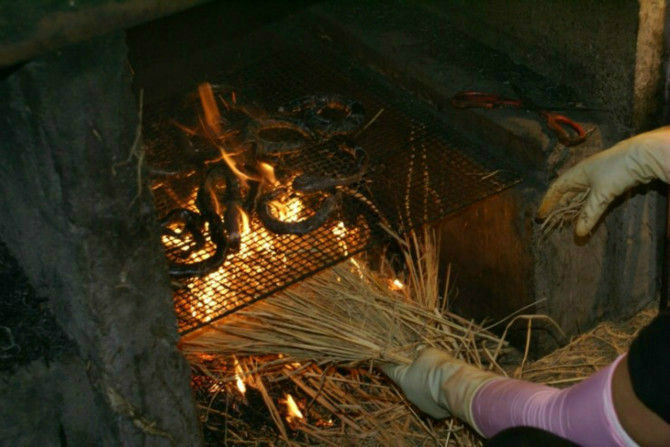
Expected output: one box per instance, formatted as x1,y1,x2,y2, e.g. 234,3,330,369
0,238,74,373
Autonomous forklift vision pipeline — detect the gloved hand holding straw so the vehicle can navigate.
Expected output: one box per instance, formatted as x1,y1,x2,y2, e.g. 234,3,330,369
537,126,670,236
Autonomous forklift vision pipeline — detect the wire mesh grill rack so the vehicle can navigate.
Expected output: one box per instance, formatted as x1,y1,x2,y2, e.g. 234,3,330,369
143,47,522,334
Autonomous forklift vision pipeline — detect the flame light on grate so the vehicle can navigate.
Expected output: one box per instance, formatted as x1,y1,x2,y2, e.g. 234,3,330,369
151,80,375,332
147,49,522,335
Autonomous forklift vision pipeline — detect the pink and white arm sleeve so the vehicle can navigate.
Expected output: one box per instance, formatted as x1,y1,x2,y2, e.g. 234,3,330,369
470,354,637,447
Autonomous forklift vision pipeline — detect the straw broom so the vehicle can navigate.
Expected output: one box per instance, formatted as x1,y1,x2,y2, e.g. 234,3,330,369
181,227,508,372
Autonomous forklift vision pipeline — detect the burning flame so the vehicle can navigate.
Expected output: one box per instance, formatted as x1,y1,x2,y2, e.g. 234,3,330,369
258,162,278,186
208,382,223,394
284,394,304,421
389,278,405,291
197,83,223,136
198,82,260,186
218,147,259,186
233,357,247,394
237,204,251,236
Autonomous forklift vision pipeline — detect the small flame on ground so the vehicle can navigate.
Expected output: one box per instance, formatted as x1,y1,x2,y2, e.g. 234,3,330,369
284,394,304,421
389,278,405,291
233,357,247,394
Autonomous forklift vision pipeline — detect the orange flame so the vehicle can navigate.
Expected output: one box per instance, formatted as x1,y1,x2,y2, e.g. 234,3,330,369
233,357,246,394
198,82,223,136
284,394,304,421
268,195,305,222
208,382,223,394
258,162,278,186
199,82,259,186
217,148,259,186
389,278,405,291
237,204,250,236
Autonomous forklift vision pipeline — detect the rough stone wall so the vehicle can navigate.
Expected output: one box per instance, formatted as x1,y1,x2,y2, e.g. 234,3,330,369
0,0,210,66
421,0,641,130
633,0,668,130
0,32,202,446
536,136,665,337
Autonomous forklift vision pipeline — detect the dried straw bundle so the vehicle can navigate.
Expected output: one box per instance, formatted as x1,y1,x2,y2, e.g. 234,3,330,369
181,229,507,370
540,188,590,237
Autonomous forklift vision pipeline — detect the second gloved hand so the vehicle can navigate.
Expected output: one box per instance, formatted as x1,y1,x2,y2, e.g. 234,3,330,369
537,126,670,236
382,348,498,434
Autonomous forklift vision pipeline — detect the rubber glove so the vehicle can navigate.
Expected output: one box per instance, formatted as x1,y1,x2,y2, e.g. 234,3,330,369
537,126,670,236
383,348,498,434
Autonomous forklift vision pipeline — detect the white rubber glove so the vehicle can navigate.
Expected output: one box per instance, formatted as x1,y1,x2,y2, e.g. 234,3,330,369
537,126,670,237
383,348,498,434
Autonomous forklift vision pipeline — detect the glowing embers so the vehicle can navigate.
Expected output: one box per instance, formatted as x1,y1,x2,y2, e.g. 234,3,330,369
192,356,350,441
233,356,246,394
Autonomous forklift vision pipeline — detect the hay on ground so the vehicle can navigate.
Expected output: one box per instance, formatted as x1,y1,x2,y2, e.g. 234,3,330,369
182,228,509,446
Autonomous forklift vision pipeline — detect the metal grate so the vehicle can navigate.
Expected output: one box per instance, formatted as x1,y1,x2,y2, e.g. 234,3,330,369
143,48,522,334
